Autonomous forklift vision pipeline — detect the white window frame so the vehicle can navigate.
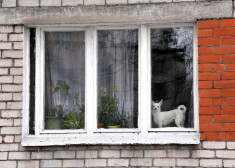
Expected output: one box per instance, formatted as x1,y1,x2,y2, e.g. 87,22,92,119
22,22,199,146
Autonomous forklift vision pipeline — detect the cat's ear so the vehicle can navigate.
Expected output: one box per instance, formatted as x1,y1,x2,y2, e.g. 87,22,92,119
159,99,163,106
152,101,155,105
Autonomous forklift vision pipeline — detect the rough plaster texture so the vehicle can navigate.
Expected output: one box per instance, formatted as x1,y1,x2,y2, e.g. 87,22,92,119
0,1,232,24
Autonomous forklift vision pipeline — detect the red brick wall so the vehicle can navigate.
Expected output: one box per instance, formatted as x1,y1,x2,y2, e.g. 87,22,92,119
198,19,235,141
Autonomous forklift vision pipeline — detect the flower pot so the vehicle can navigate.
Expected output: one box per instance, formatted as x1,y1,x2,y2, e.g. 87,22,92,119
98,123,106,128
107,125,119,128
45,117,61,129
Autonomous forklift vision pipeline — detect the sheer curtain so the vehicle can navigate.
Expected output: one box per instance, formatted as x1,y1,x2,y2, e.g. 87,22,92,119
44,32,85,125
98,29,138,128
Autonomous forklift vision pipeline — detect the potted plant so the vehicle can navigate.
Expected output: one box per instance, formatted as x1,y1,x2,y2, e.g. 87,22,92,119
98,87,119,128
63,112,84,129
116,112,133,128
45,80,70,129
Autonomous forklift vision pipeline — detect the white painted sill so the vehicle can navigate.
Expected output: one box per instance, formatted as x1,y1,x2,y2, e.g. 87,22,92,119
21,132,200,146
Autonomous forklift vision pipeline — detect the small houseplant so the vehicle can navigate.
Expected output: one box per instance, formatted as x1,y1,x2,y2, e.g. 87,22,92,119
45,80,70,129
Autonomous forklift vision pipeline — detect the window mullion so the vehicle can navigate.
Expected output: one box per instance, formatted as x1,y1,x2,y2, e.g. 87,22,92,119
85,27,96,134
139,25,149,133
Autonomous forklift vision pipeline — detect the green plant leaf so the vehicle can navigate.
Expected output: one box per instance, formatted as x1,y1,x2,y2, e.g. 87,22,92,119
53,80,70,94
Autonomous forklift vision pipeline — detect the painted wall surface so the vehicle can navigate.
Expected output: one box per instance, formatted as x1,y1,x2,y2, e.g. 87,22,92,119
0,0,235,167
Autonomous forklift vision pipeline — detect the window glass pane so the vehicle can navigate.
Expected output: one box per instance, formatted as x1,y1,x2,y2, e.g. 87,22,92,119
151,27,194,128
97,29,138,129
44,32,85,130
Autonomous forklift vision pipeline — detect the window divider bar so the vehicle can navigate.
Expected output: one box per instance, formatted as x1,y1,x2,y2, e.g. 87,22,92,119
85,26,96,134
139,25,149,134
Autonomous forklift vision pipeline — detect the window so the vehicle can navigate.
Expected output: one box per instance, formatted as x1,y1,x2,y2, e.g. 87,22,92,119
22,23,199,146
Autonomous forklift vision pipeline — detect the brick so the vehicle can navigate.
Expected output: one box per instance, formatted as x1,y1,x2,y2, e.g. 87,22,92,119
216,150,235,158
9,34,23,41
14,135,21,143
198,55,220,63
168,150,190,157
18,0,39,6
85,159,106,167
0,144,19,151
2,51,23,58
7,102,22,109
0,42,12,49
0,119,13,126
214,28,235,36
207,133,218,141
200,124,223,131
214,64,225,71
224,160,235,168
31,152,53,159
14,119,22,126
13,42,23,49
0,26,13,33
10,68,23,75
40,160,62,168
231,133,235,140
129,0,150,4
99,150,120,158
54,151,75,158
221,19,235,27
13,76,23,84
219,133,230,141
192,150,214,158
198,29,213,37
106,0,127,4
222,55,235,63
153,158,175,167
214,80,235,88
0,59,13,67
203,141,225,149
199,72,220,81
0,93,12,101
198,47,214,55
214,98,225,105
130,158,152,166
0,102,6,109
0,76,13,83
199,64,212,72
0,152,7,160
199,89,221,98
14,26,23,33
2,85,22,92
198,37,220,46
144,150,166,157
108,159,129,167
197,20,220,29
63,160,84,167
223,106,235,114
41,0,61,6
215,46,235,55
199,115,213,123
14,59,23,67
0,34,7,41
222,89,235,96
199,98,212,106
76,150,98,158
200,133,206,140
199,81,212,89
13,93,23,101
121,150,143,158
3,135,14,143
227,142,235,149
0,161,16,168
1,127,21,134
1,110,21,118
177,159,199,167
214,115,235,122
84,0,105,5
222,72,235,79
18,161,39,168
9,152,30,160
200,159,222,167
224,124,235,131
0,68,8,75
151,0,171,2
221,37,235,45
62,0,83,6
226,63,235,71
